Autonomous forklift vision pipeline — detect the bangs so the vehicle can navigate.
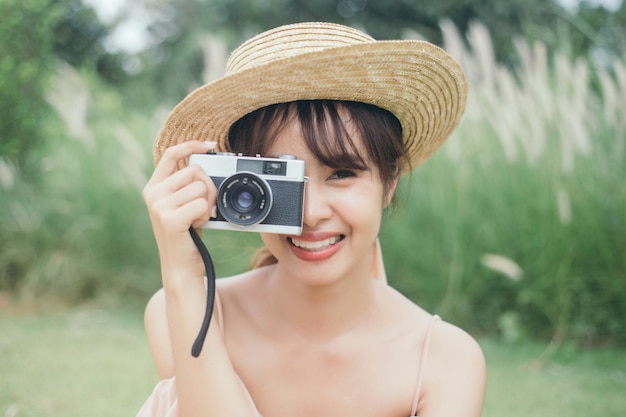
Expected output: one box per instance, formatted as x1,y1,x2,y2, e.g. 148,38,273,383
294,101,369,171
228,101,367,170
228,100,404,186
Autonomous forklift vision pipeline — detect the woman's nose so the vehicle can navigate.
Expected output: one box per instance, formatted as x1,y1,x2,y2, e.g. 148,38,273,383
303,179,332,227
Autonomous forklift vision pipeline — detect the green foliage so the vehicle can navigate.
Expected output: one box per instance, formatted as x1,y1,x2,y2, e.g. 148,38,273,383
0,71,157,303
0,68,261,304
382,23,626,345
52,0,130,83
564,1,626,62
0,0,60,162
0,0,125,164
52,0,109,68
0,143,155,302
0,3,624,348
138,0,625,98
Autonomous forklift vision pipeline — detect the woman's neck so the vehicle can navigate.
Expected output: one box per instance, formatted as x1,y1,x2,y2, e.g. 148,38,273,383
264,263,380,344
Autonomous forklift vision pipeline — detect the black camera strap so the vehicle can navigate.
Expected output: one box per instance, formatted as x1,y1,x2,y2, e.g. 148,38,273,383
188,226,216,358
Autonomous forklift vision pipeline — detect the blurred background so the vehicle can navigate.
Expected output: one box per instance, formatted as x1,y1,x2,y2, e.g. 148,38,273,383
0,0,625,416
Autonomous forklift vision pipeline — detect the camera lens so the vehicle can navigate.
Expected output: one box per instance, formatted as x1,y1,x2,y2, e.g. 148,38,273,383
217,172,272,226
234,190,254,210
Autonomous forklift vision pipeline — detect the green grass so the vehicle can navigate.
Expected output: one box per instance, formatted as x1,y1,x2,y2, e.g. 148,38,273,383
481,339,626,416
1,307,625,416
0,306,156,417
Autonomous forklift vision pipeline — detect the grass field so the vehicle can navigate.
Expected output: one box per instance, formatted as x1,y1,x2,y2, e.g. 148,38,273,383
1,306,625,417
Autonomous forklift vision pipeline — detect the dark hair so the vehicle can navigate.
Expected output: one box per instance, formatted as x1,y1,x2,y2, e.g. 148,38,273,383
228,100,407,269
228,100,407,194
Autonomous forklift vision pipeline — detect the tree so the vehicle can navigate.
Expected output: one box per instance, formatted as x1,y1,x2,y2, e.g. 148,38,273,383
0,0,125,164
135,0,591,101
564,1,626,64
0,0,60,162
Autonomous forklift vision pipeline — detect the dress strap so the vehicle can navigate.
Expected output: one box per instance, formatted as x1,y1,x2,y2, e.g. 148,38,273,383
409,314,440,416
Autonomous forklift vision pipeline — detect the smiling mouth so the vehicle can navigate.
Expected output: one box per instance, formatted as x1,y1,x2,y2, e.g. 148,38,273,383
288,235,345,251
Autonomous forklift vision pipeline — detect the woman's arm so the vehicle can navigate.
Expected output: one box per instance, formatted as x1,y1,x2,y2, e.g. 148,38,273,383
142,140,256,417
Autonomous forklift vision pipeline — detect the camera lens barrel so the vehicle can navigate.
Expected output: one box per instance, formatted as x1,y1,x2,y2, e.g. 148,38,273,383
217,172,273,226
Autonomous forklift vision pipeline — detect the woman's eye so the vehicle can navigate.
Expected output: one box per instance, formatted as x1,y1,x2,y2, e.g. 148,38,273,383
329,169,356,180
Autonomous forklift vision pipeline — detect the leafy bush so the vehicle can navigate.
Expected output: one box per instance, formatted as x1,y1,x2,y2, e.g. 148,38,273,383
0,63,261,304
0,75,158,303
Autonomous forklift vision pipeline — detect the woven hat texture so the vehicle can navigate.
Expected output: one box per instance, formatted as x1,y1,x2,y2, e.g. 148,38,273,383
154,22,467,173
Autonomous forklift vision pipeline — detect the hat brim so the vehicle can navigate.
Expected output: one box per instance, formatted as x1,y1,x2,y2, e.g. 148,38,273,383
154,40,467,173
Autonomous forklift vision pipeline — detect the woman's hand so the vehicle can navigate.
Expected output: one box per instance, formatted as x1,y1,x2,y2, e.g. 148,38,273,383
142,141,257,417
142,140,217,287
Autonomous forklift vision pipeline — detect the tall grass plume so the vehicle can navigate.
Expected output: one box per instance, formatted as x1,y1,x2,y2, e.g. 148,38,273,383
383,20,625,346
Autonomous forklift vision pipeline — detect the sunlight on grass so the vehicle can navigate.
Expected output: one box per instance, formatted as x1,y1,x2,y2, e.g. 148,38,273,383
0,308,157,417
481,339,626,417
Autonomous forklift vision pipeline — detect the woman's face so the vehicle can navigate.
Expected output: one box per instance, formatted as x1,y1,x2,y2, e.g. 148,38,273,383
260,116,395,286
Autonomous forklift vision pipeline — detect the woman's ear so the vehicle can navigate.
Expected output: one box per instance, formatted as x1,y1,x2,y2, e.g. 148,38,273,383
383,178,398,209
383,159,402,208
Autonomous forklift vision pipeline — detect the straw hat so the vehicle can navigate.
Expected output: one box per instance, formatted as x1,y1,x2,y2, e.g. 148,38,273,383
154,22,467,173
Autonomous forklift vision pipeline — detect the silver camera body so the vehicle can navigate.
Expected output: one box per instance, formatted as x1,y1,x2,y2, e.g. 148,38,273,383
189,152,305,235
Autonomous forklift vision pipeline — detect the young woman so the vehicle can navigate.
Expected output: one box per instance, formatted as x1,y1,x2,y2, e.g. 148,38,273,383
138,22,486,417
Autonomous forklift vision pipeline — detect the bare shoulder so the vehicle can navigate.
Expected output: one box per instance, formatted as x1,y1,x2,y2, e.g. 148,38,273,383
430,319,486,368
419,318,486,417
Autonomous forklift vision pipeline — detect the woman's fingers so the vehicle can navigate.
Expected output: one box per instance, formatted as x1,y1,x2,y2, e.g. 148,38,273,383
146,165,214,205
148,174,217,230
169,179,212,210
160,195,211,228
144,140,219,233
146,141,216,190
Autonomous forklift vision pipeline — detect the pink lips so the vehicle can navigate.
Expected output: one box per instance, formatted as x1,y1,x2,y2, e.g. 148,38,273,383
288,233,344,261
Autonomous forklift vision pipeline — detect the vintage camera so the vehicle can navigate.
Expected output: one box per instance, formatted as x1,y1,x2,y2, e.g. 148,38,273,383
189,151,305,235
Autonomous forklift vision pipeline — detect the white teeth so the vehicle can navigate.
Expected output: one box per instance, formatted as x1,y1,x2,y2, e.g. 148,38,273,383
290,236,338,250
